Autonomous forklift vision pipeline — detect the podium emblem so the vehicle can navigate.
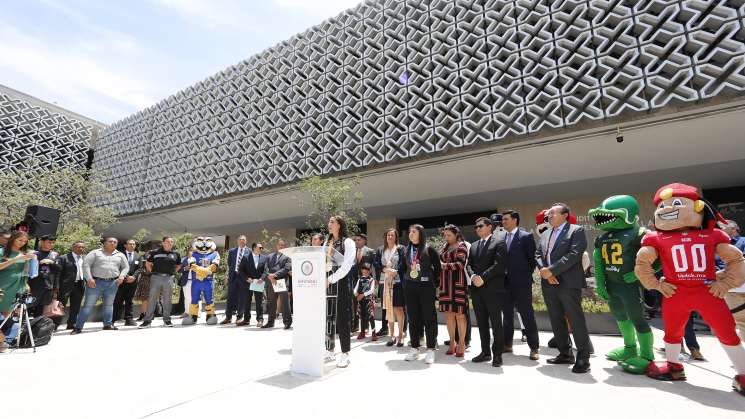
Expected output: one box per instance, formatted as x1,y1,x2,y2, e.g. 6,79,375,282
301,260,314,276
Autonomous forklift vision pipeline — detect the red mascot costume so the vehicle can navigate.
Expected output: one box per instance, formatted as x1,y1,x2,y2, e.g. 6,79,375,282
635,183,745,394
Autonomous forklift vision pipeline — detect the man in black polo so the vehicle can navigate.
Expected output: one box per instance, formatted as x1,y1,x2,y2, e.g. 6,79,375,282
139,237,181,328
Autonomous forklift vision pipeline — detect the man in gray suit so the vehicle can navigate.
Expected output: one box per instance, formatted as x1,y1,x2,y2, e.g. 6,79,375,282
261,239,293,330
535,203,592,373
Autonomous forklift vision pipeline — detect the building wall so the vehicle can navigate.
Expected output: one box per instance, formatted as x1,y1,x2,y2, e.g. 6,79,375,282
92,0,745,217
367,216,398,249
0,85,101,173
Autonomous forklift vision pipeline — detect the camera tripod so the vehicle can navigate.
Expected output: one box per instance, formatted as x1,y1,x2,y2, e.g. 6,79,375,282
0,295,36,352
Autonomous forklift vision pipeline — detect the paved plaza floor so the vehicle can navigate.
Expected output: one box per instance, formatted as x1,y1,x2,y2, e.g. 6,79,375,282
3,311,745,419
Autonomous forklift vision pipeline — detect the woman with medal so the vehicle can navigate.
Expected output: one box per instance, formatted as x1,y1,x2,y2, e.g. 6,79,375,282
403,224,442,364
325,216,357,368
375,228,407,347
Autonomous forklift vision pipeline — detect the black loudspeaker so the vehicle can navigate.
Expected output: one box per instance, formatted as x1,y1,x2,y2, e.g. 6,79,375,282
23,205,61,238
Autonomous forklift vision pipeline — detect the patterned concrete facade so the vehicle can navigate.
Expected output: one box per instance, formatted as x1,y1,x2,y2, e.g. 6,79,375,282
93,0,745,216
0,84,101,174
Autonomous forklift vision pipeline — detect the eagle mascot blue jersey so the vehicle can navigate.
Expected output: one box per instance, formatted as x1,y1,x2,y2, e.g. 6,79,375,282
182,237,221,326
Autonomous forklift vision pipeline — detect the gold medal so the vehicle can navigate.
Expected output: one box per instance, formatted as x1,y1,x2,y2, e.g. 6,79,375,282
410,263,419,279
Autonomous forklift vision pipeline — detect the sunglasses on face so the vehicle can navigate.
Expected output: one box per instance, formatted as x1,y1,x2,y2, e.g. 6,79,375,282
475,224,486,229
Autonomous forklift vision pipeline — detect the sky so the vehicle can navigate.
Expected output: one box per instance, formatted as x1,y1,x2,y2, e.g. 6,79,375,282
0,0,363,124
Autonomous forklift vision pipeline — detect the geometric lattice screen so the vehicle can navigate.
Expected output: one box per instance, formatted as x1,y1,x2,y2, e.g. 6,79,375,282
0,92,96,174
94,0,745,216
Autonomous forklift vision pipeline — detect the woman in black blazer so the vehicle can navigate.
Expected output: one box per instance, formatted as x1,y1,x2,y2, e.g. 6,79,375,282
403,224,441,364
374,228,407,347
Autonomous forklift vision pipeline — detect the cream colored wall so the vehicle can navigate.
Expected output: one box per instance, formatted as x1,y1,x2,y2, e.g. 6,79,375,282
224,228,297,252
509,190,657,246
366,217,398,249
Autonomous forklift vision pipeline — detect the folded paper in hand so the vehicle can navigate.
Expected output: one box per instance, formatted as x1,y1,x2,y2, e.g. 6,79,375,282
273,278,288,293
250,279,265,292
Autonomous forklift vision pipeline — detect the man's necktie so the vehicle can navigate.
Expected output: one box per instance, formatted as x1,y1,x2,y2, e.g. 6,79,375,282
477,239,485,257
546,229,557,264
506,233,513,251
236,248,243,272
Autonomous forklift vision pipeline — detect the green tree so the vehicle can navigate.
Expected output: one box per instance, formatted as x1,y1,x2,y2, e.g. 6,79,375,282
295,175,367,238
0,160,116,252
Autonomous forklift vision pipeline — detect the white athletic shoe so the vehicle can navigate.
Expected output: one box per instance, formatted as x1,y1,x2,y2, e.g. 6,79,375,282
405,348,421,361
337,352,350,368
324,350,336,362
424,350,435,364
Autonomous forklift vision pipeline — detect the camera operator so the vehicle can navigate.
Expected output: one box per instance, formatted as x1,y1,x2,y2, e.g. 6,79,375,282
28,235,60,317
0,231,34,319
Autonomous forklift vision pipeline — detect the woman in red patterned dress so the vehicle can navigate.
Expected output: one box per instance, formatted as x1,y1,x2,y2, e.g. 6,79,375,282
438,225,469,357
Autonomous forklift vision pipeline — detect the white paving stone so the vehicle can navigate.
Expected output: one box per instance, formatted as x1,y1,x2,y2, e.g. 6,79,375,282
3,312,745,419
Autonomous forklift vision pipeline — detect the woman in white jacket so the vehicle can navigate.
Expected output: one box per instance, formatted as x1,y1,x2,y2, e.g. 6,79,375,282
325,215,356,368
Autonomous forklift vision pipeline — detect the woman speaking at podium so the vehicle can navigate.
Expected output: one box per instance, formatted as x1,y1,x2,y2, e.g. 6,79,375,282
325,215,356,368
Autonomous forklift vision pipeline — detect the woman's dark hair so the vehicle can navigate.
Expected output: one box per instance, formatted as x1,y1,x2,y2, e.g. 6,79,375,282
383,228,399,250
2,231,29,261
327,215,349,243
442,224,460,247
455,230,466,243
408,224,426,253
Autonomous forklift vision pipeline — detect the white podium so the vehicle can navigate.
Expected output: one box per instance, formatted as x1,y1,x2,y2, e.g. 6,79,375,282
280,245,343,377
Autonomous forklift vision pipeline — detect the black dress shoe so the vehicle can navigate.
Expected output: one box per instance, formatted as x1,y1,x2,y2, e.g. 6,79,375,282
547,353,575,365
124,320,137,326
548,337,556,348
261,323,274,329
71,328,82,335
377,328,389,337
444,340,451,346
284,325,292,330
572,358,591,373
137,313,145,321
472,353,492,363
492,357,503,367
103,325,118,331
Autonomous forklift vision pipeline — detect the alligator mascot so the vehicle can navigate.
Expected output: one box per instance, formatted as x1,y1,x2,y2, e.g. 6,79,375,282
589,195,654,374
183,237,220,326
634,183,745,395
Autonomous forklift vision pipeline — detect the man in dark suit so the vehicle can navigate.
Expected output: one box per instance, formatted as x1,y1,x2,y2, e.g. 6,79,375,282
238,242,267,327
222,235,249,325
54,241,87,330
113,239,143,326
351,234,376,334
535,202,592,373
500,210,540,360
262,239,292,329
467,216,508,367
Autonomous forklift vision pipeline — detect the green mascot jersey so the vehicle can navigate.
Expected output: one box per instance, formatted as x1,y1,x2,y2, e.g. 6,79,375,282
594,225,645,284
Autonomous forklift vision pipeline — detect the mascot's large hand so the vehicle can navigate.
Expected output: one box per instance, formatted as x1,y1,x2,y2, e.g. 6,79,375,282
190,264,212,281
592,248,609,301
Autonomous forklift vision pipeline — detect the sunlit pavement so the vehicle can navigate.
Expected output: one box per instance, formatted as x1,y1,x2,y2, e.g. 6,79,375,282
2,310,744,419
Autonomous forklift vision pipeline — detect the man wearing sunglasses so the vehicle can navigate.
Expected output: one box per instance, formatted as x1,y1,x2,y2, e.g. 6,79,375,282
466,217,508,367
